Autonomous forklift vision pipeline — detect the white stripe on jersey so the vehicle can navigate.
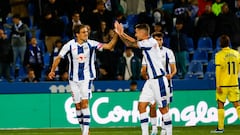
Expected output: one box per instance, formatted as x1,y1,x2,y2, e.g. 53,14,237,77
137,37,165,79
159,46,176,74
59,39,103,81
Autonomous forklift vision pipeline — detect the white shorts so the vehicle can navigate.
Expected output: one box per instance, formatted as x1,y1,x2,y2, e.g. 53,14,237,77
69,80,93,103
139,76,170,108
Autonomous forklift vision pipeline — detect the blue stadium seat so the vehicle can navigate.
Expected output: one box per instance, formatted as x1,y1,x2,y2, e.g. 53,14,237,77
186,37,194,54
211,47,221,60
28,29,41,39
4,29,11,39
5,16,13,24
192,49,209,65
186,61,204,79
126,14,138,34
204,72,215,80
206,59,215,72
197,37,213,52
37,39,46,53
60,15,69,26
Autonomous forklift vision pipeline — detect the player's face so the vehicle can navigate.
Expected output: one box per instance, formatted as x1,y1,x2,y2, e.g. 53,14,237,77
154,36,163,47
77,27,89,41
135,28,146,40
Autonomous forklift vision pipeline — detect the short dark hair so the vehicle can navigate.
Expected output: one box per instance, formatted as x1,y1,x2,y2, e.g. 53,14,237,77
12,14,21,19
135,23,150,34
151,32,164,38
73,24,87,37
130,80,137,85
220,34,230,48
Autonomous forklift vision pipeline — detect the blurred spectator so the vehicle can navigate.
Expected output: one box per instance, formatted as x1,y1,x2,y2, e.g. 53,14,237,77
46,39,68,81
197,0,212,16
87,0,114,32
116,47,141,80
233,0,240,49
42,0,65,18
0,29,13,82
4,14,29,78
22,68,39,82
129,80,138,91
234,0,240,20
93,20,110,42
211,0,224,16
144,0,162,15
151,9,173,36
40,11,64,53
66,11,82,39
96,28,118,80
10,0,30,25
173,0,195,37
215,3,240,49
24,37,44,80
169,19,188,79
196,4,216,39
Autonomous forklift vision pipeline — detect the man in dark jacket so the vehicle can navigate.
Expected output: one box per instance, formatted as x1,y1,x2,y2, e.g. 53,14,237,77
170,19,188,78
116,47,141,80
0,29,13,82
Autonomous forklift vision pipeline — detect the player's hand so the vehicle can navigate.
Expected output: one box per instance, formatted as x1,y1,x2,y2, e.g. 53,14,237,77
166,74,173,80
48,71,55,80
114,21,123,35
216,87,222,94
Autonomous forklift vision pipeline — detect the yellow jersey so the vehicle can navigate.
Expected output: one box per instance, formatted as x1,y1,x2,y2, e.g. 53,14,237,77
215,47,240,87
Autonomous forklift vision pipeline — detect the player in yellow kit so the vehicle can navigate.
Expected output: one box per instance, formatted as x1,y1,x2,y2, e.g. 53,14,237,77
211,35,240,133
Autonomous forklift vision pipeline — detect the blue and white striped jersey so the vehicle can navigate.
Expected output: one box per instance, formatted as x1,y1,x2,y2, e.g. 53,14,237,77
59,39,103,81
159,46,176,75
138,37,165,79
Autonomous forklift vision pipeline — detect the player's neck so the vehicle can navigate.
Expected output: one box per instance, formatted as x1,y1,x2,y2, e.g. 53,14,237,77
77,39,87,45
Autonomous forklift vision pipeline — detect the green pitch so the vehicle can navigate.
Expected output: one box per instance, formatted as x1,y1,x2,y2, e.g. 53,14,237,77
0,125,239,135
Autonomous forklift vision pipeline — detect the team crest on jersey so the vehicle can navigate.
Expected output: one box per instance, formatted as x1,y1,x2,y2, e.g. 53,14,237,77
77,53,86,63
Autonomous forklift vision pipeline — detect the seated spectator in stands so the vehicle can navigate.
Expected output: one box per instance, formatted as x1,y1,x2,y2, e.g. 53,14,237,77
116,47,141,80
22,68,39,82
46,39,68,81
24,37,44,80
211,0,224,16
40,10,64,53
169,19,188,79
0,29,13,82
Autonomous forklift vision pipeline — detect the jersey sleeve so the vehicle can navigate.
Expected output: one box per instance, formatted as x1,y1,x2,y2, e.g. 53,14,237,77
168,49,176,64
59,41,71,58
88,39,104,51
137,37,158,49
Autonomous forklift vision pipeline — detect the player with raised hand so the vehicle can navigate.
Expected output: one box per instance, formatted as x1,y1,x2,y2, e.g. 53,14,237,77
48,24,118,135
115,21,172,135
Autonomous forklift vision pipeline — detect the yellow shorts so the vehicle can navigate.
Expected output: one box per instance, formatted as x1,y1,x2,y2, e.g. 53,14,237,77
216,87,240,102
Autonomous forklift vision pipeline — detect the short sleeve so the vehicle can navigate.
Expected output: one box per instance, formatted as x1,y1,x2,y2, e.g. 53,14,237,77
137,37,158,49
59,41,71,58
87,39,103,51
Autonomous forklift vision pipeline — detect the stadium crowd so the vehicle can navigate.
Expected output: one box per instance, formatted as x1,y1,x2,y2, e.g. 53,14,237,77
0,0,240,82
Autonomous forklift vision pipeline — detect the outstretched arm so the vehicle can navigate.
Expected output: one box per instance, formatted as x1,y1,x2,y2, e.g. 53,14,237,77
114,21,139,48
48,56,61,79
102,32,118,50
